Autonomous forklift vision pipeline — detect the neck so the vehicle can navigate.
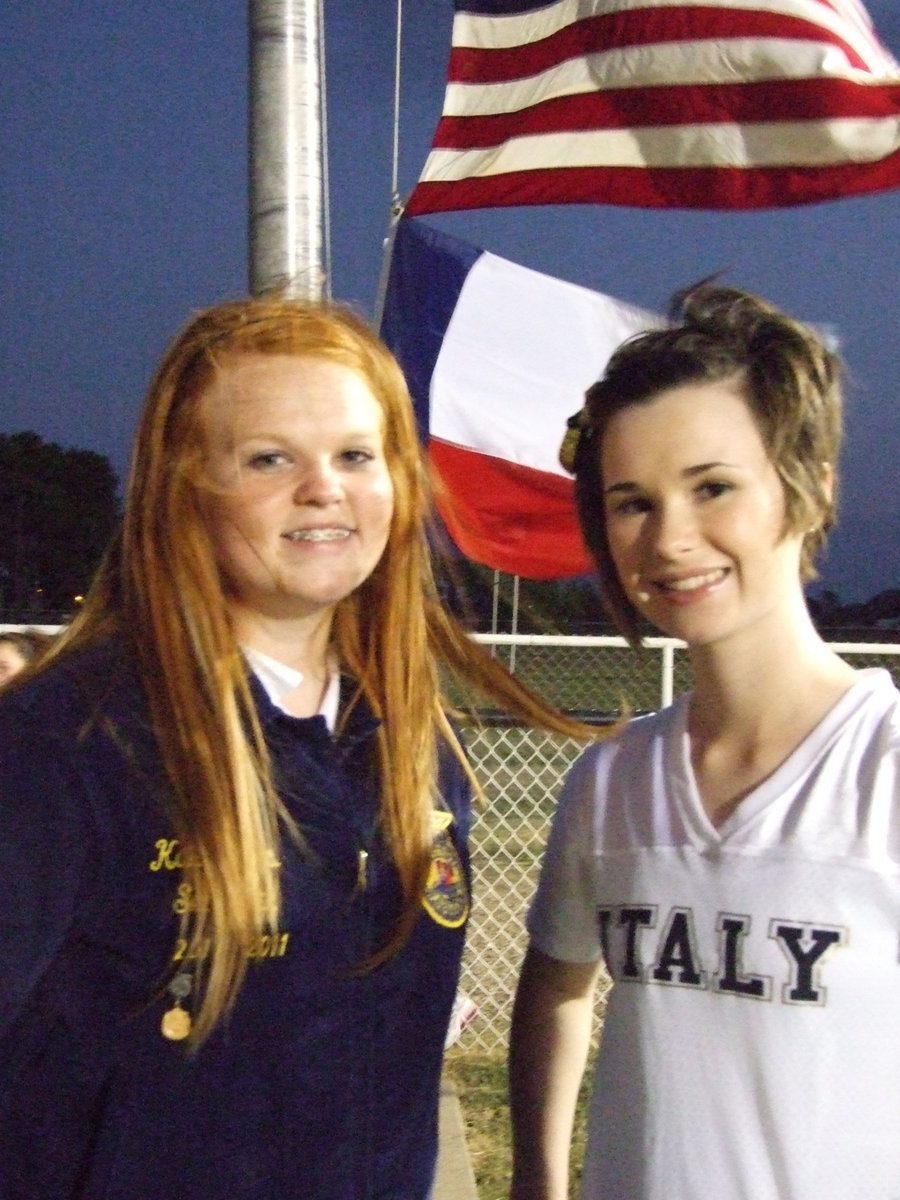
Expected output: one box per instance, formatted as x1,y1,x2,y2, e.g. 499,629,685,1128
688,596,852,732
684,601,857,825
230,606,334,679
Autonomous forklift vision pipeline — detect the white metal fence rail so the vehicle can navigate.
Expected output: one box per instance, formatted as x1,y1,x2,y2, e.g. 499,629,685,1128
457,635,900,1055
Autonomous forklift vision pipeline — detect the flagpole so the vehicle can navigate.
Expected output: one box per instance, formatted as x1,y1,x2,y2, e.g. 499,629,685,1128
510,574,520,674
248,0,324,299
372,0,406,331
372,205,403,333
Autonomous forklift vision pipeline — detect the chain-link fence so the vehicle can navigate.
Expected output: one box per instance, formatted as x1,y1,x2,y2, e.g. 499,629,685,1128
4,624,897,1053
457,635,900,1055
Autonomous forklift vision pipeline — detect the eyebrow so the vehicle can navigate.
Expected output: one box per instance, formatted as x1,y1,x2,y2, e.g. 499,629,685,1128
232,428,383,445
603,461,738,496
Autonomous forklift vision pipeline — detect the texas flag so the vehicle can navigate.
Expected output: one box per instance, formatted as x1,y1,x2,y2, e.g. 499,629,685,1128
379,217,661,579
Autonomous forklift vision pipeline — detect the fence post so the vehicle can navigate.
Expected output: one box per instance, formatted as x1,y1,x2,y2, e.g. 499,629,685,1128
661,641,675,708
509,575,520,675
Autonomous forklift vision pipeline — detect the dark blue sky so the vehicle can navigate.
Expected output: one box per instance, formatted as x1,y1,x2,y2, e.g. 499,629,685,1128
2,2,898,602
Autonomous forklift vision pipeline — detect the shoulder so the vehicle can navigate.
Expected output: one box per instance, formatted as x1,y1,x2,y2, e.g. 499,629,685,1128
850,669,900,786
835,669,900,764
865,668,900,730
542,705,684,861
564,703,680,795
0,645,141,899
0,638,154,796
1,637,144,735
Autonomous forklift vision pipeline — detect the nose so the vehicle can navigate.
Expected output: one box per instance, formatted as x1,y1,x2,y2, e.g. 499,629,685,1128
646,499,697,559
293,460,343,506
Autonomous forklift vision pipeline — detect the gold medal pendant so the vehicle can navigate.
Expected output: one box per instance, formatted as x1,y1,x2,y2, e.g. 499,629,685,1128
161,1003,192,1041
161,969,193,1041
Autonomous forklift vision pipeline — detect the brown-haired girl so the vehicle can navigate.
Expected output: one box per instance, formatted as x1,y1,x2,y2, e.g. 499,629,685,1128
510,284,900,1200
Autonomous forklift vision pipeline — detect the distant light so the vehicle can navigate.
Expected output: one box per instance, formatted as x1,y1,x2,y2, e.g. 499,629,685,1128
73,595,84,604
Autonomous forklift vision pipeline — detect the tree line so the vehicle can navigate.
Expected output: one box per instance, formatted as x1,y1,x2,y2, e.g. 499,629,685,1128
0,432,119,620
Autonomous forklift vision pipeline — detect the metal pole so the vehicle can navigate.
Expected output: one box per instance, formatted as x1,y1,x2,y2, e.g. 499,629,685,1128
661,641,675,708
249,0,324,298
510,574,520,674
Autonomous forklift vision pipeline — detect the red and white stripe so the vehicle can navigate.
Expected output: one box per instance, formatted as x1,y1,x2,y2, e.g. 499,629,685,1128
407,0,900,214
427,247,660,578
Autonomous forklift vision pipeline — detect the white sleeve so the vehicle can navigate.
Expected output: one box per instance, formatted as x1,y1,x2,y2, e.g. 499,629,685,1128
526,742,610,964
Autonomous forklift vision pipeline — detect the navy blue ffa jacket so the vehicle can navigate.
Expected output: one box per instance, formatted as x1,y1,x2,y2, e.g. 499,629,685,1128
0,640,471,1200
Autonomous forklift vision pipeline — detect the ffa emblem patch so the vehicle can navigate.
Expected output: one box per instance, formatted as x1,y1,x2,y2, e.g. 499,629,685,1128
422,813,469,929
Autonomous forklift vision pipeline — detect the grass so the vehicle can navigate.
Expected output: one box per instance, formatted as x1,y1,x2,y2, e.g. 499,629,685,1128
444,1050,594,1200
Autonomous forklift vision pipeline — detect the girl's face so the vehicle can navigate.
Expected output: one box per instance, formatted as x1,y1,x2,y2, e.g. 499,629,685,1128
201,354,394,638
600,380,805,650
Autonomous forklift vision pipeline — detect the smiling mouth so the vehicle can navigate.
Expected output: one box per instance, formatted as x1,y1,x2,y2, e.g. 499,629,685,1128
657,569,727,592
283,529,351,543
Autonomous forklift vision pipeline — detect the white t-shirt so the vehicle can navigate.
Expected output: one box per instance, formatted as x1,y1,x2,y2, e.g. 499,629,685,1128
528,669,900,1200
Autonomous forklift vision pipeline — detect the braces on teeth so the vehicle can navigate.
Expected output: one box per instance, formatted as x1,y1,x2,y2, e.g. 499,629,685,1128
285,529,350,542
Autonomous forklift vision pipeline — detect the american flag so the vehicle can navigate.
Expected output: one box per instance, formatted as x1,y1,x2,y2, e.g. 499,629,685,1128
406,0,900,213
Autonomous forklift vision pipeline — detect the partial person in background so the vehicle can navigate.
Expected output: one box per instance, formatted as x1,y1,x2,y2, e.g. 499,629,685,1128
509,283,900,1200
0,629,54,685
0,295,592,1200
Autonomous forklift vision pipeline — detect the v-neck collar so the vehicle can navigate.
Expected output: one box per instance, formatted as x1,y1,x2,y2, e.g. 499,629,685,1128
670,669,890,844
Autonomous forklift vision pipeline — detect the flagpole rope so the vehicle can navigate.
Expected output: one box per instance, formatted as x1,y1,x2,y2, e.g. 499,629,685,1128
390,0,403,211
318,0,332,299
372,0,405,330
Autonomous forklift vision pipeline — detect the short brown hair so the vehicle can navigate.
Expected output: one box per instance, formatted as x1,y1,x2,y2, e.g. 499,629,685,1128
570,283,843,642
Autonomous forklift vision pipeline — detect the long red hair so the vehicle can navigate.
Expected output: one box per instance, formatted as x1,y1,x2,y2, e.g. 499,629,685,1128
44,296,596,1042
